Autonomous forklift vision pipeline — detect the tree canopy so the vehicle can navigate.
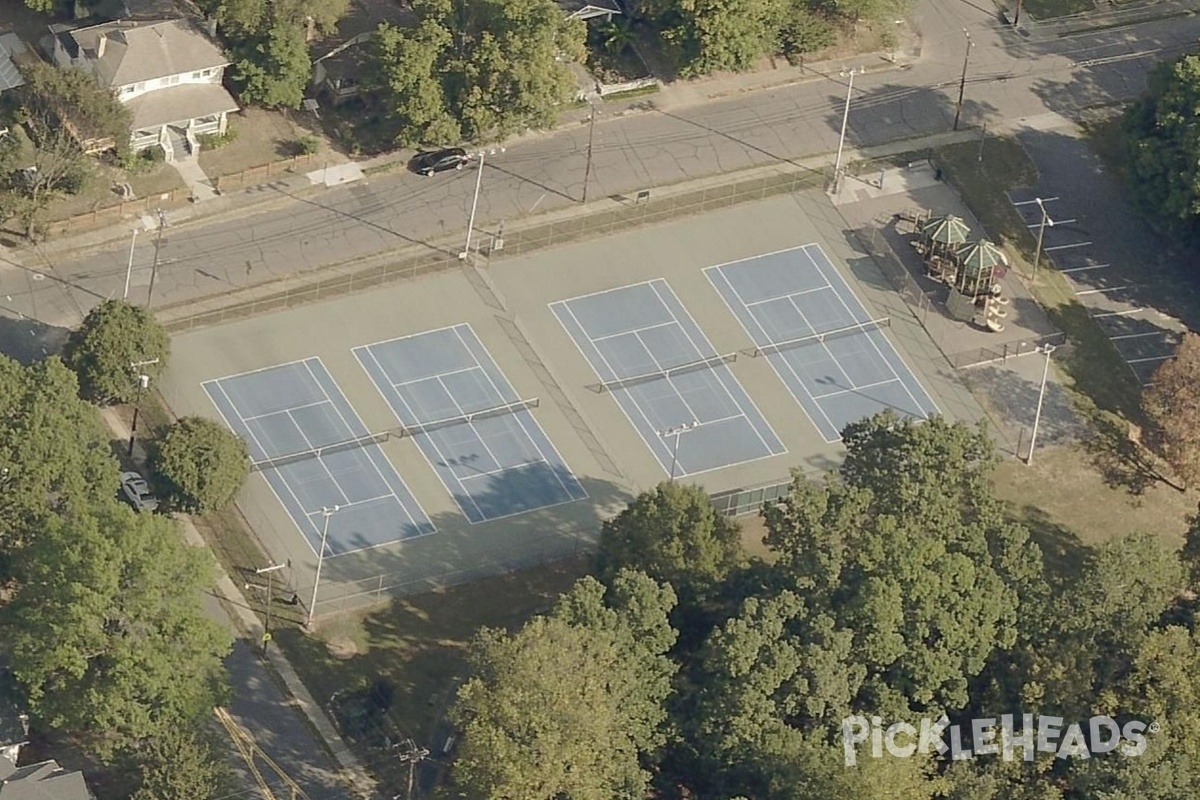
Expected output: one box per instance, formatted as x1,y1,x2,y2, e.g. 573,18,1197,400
63,300,170,405
1142,332,1200,487
1,500,231,758
369,0,586,145
152,416,249,513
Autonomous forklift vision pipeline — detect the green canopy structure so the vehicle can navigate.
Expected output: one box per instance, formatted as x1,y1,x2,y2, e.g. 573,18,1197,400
920,214,972,255
955,239,1007,297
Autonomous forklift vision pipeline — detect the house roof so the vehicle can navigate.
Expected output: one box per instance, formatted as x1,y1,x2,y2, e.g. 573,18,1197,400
125,81,238,129
66,19,228,88
0,34,28,93
0,759,92,800
557,0,622,19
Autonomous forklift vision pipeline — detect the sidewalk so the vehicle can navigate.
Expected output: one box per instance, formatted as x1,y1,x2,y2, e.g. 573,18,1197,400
24,31,923,260
98,406,381,800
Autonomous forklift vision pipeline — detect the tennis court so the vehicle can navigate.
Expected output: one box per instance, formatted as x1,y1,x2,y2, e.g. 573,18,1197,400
706,244,939,442
203,359,435,557
551,279,786,477
354,324,588,524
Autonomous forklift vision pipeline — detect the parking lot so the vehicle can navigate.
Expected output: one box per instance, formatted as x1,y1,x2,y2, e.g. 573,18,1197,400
1008,190,1185,386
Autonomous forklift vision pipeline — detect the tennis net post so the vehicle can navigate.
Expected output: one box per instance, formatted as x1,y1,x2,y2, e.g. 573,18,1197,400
749,317,891,358
592,353,738,394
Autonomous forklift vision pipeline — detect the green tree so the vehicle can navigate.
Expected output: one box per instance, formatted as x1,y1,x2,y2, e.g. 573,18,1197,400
0,357,118,555
370,21,461,147
595,481,742,606
763,412,1043,714
233,25,312,109
152,416,249,513
62,300,170,405
18,59,132,154
0,501,231,757
1142,333,1200,487
130,728,226,800
453,571,677,800
676,0,780,76
0,109,89,240
1124,53,1200,230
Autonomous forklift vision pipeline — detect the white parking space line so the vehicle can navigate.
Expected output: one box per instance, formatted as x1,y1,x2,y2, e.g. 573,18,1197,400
1111,331,1168,341
1027,218,1076,228
1012,197,1060,205
1061,264,1109,274
1076,285,1134,296
1091,309,1141,319
1045,242,1093,251
1128,355,1174,364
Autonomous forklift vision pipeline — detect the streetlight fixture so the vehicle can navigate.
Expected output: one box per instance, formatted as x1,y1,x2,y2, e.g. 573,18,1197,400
251,561,290,654
127,358,160,457
306,505,340,629
1031,197,1055,279
123,227,139,300
953,29,973,131
657,420,700,482
831,67,864,196
460,148,504,263
1026,344,1057,465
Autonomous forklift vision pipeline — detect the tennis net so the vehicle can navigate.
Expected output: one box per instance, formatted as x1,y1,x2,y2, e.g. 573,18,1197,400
749,317,891,358
397,397,540,437
593,353,737,394
250,431,391,472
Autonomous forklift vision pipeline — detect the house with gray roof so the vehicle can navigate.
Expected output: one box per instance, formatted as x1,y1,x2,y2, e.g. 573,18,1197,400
49,17,238,159
0,758,94,800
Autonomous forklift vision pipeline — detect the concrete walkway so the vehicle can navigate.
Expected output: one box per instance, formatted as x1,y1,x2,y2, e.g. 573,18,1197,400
99,406,380,800
170,155,219,202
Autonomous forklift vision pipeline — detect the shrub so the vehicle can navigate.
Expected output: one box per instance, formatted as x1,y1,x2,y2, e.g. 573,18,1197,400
152,416,249,513
292,135,319,156
198,128,239,150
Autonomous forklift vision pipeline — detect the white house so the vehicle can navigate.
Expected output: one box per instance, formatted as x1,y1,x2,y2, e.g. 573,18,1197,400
49,18,238,159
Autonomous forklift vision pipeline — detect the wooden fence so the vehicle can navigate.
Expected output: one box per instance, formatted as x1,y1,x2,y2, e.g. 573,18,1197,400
212,153,317,192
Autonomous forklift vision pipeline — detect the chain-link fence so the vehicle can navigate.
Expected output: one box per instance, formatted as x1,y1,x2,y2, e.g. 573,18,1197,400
161,166,827,333
945,331,1069,370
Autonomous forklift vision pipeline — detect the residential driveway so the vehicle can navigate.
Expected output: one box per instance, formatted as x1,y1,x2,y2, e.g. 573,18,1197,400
1008,124,1193,387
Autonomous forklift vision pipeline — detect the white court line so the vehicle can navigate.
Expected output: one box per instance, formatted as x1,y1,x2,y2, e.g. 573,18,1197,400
1061,264,1109,274
804,244,936,420
305,358,426,534
1110,331,1168,341
240,398,329,422
787,293,856,387
1011,196,1059,205
744,284,829,308
811,377,900,400
205,377,320,558
1091,308,1141,319
553,299,671,475
353,344,487,523
1027,218,1076,227
707,267,841,442
451,324,579,503
590,320,676,342
1076,286,1134,296
1045,242,1092,251
295,364,353,507
392,365,479,389
648,280,782,459
205,356,323,384
1128,355,1174,364
632,328,703,424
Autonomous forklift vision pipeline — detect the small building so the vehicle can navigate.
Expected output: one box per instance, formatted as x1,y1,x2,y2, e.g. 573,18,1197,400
0,34,29,99
48,18,238,159
0,758,94,800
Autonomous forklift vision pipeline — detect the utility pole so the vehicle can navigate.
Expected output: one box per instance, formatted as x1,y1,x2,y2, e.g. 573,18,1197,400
123,227,138,300
953,30,973,131
1013,0,1023,27
395,739,430,800
977,122,987,163
306,506,339,629
1026,344,1057,465
127,358,160,457
460,148,503,263
1031,197,1055,279
252,562,289,654
657,420,699,482
582,99,598,204
831,67,862,196
146,209,166,308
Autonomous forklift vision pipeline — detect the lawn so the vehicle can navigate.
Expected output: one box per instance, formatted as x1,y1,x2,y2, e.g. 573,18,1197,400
935,136,1144,421
197,108,347,178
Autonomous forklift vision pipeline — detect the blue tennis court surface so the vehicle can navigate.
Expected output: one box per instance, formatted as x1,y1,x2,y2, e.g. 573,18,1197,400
706,244,938,442
354,324,587,524
552,280,786,477
204,359,434,557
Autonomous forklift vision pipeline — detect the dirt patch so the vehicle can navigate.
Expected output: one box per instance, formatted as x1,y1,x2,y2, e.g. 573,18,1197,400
325,636,360,659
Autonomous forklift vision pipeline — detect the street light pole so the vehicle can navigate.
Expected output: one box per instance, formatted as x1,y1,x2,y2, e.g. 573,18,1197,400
307,506,339,629
145,209,166,308
254,561,289,654
582,99,598,204
127,357,159,457
953,30,973,131
460,148,503,263
657,420,699,482
1026,344,1056,465
831,67,862,195
123,228,138,300
1032,197,1055,279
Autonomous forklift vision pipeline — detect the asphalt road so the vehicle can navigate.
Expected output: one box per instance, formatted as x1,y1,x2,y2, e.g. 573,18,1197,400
6,2,1200,334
